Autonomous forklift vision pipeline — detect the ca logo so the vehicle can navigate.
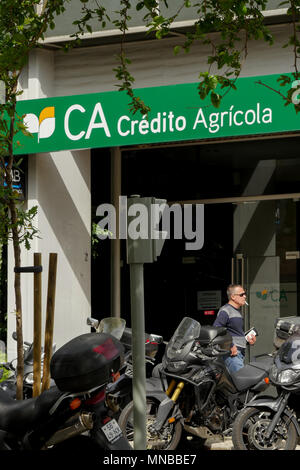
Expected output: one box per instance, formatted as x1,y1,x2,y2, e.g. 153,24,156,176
24,106,55,142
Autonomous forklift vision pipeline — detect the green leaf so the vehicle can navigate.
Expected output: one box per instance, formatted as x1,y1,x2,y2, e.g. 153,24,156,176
211,92,221,108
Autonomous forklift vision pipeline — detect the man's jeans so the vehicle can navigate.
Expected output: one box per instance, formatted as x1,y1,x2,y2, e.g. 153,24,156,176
223,350,245,374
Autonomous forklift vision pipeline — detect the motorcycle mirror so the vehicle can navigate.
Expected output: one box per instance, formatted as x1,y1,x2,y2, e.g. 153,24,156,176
12,332,17,341
149,334,163,344
87,317,100,329
98,317,126,340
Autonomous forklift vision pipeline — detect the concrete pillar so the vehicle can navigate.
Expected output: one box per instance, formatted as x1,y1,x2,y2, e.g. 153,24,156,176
7,49,91,359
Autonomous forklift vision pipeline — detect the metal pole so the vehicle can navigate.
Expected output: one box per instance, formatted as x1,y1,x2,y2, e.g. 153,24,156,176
130,262,147,450
110,147,121,318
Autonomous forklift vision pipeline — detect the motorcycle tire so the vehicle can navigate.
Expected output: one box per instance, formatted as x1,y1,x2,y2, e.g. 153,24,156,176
232,406,298,450
118,397,182,450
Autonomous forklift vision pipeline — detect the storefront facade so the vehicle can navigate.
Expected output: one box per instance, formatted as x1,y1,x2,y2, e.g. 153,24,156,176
6,5,300,359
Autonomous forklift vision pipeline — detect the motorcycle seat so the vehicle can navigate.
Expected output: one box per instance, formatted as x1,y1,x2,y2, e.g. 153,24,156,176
0,386,63,434
230,364,267,392
249,355,274,372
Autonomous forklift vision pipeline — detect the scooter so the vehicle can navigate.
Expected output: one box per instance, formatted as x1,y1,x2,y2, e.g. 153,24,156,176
0,323,131,451
87,316,164,417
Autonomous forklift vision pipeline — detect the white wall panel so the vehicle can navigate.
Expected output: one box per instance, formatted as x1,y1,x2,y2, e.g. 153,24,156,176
53,24,294,98
10,50,91,359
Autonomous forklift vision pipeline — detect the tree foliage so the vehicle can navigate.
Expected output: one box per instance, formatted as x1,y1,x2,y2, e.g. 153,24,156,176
71,0,300,113
0,0,69,400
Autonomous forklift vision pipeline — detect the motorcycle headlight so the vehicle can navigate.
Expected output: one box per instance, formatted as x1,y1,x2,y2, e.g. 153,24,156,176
167,361,186,371
24,372,34,385
277,369,300,385
269,365,278,383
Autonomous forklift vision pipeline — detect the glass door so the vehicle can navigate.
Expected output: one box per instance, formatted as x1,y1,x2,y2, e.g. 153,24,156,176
232,199,299,360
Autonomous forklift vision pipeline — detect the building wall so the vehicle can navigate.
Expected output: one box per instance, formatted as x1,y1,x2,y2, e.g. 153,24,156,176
9,22,294,356
51,24,293,97
8,50,90,359
44,0,285,40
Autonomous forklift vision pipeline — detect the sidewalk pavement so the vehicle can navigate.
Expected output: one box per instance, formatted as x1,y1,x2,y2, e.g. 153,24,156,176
178,433,300,451
204,437,300,451
205,437,233,450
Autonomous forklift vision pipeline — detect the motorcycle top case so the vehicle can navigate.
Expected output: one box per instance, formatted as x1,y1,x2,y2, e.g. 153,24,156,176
274,316,300,349
50,332,124,392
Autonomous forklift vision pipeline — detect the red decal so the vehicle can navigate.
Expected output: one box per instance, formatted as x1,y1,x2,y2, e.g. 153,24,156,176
93,337,118,360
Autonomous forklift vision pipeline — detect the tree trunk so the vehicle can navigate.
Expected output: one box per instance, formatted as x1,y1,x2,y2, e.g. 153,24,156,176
6,87,24,400
6,182,24,400
11,230,24,401
5,181,24,399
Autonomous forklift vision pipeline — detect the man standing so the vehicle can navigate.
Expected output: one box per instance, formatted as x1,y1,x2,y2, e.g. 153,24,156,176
213,284,256,373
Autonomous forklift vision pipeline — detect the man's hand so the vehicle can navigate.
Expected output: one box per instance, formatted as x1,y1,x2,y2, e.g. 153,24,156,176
230,345,238,356
247,334,256,345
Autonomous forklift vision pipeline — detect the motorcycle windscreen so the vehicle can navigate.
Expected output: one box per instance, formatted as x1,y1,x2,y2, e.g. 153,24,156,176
166,317,201,360
98,317,126,340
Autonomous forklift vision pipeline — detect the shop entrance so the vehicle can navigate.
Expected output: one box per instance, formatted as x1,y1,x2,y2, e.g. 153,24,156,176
231,197,300,359
173,196,300,359
92,136,300,346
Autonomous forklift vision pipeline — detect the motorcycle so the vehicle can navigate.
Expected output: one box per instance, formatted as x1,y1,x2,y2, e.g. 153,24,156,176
118,316,273,450
0,322,131,451
0,332,56,399
87,316,164,418
232,323,300,450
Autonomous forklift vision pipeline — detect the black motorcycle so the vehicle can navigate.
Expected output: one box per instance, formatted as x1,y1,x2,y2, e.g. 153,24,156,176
118,316,273,450
0,328,131,451
232,326,300,450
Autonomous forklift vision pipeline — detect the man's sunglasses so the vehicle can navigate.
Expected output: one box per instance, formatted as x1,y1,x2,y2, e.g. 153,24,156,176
234,292,247,297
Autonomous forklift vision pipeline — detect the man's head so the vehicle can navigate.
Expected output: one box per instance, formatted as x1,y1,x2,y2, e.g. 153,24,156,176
227,284,247,309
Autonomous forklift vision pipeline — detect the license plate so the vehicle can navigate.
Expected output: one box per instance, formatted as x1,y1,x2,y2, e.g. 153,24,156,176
101,419,123,443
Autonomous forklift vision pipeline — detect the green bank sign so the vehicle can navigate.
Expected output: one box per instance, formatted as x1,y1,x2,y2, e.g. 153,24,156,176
14,73,300,155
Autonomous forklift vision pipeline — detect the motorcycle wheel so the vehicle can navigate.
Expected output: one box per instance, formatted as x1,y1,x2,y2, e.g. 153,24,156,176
118,397,182,450
232,406,298,450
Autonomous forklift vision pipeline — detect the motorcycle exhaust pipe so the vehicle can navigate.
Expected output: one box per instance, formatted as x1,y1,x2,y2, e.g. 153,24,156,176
44,411,94,448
